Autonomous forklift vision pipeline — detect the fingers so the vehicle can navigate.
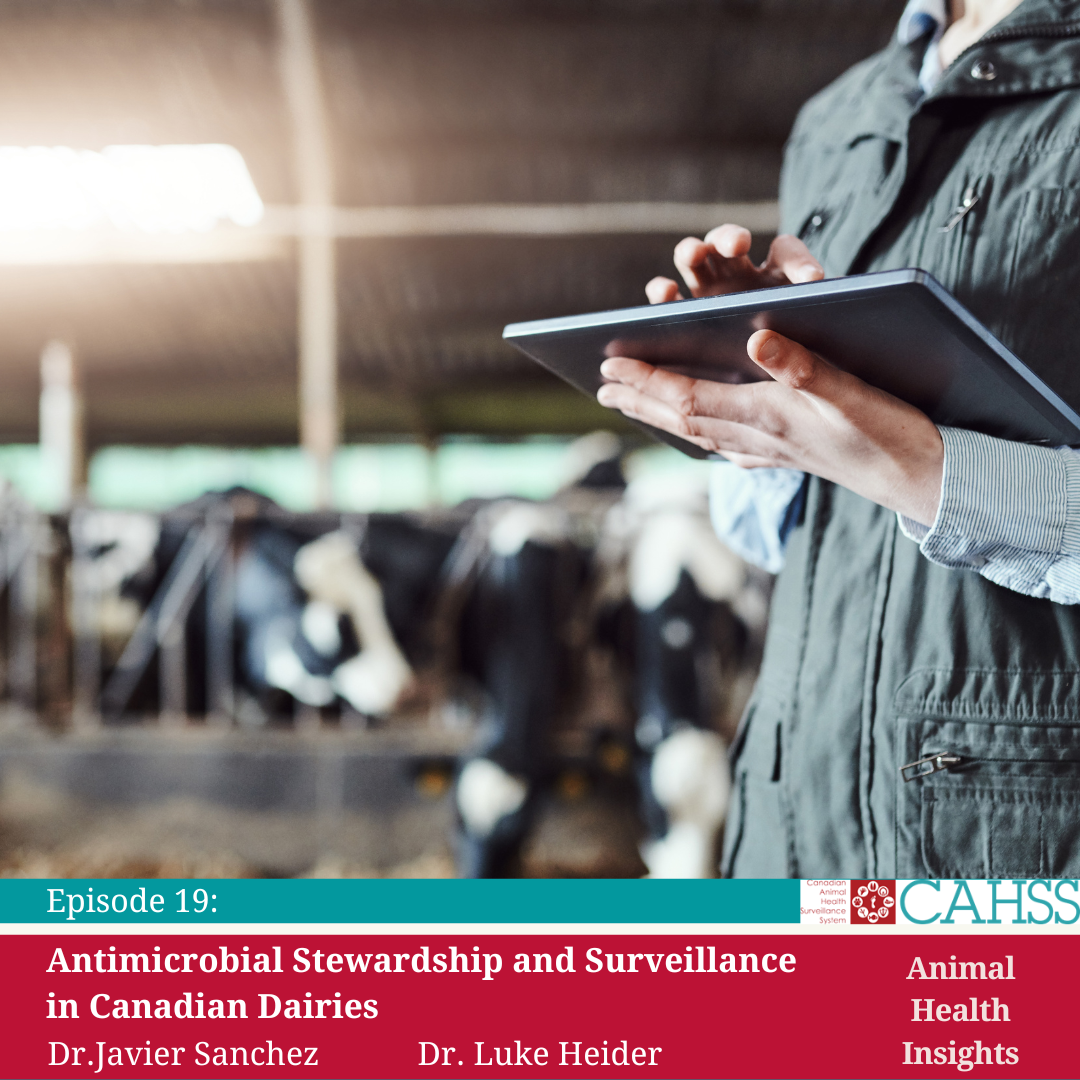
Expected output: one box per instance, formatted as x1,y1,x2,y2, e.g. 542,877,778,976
703,224,753,259
596,372,771,458
597,377,707,441
673,224,755,296
662,225,821,303
764,234,824,284
747,330,837,395
646,276,683,304
596,378,735,454
599,357,700,413
672,236,718,295
598,356,755,428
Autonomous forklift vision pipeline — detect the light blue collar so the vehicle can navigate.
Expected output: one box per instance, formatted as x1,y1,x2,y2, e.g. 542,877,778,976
898,0,948,94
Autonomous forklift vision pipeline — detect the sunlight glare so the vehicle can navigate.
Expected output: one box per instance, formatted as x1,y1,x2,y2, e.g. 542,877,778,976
0,144,264,233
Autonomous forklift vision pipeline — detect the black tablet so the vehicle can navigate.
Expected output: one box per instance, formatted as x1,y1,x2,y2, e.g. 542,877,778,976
503,269,1080,459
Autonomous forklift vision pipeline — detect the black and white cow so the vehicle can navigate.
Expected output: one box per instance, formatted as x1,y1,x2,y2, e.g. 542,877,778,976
92,491,460,723
451,498,593,877
235,516,457,720
613,473,758,877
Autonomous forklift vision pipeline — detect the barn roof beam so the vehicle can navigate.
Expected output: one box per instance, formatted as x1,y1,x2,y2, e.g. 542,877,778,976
0,200,780,265
262,200,780,238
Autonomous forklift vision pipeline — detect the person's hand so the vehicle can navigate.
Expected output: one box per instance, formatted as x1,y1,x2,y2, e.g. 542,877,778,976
597,330,944,527
645,223,825,304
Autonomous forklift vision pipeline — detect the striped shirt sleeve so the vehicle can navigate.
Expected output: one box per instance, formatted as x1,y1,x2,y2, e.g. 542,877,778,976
898,426,1080,605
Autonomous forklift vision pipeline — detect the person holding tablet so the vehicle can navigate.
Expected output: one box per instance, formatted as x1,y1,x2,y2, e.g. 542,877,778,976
597,0,1080,878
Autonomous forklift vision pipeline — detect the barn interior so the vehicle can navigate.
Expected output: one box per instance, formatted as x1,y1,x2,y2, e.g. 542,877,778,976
0,0,904,879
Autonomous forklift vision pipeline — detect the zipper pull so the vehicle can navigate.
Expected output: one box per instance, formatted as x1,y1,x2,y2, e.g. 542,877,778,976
900,750,963,782
941,186,980,232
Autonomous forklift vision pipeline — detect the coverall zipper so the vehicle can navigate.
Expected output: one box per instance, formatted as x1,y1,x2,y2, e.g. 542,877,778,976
902,750,1080,782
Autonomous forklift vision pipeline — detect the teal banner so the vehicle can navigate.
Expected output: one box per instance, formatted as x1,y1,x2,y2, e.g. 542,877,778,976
1,879,799,924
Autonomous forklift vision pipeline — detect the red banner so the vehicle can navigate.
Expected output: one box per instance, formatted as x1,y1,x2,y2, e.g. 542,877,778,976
0,933,1066,1078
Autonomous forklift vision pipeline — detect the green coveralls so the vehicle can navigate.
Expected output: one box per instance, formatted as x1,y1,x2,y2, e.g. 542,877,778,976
722,0,1080,879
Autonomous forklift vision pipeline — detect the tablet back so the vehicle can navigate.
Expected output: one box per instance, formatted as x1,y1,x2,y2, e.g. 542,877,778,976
503,269,1080,459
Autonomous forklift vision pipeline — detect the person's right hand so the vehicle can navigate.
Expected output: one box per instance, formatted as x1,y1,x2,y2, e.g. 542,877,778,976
645,223,825,304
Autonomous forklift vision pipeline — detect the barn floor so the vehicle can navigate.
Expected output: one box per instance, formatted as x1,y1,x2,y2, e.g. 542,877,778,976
0,722,647,879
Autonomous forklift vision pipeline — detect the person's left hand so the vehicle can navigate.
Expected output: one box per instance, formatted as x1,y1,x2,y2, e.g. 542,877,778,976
597,329,945,526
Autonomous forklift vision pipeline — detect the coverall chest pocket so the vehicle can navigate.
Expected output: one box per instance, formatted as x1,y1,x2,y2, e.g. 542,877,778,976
896,715,1080,879
782,130,897,277
998,186,1080,393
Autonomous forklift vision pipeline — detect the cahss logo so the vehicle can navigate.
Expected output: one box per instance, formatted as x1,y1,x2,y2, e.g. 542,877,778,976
850,880,896,924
